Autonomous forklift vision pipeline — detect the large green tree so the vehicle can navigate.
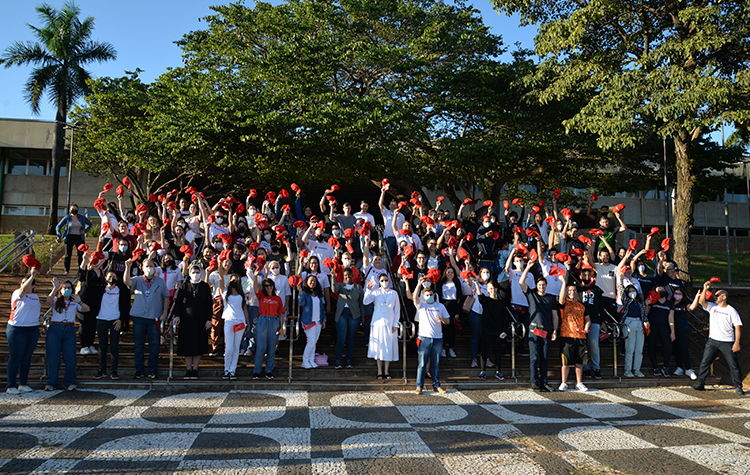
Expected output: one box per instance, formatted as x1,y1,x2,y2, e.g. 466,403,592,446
1,1,116,233
491,0,750,279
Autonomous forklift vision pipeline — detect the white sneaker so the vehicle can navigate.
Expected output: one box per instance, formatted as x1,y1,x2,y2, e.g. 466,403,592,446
558,382,568,391
634,370,645,378
88,346,98,355
673,367,684,376
6,387,20,395
301,362,313,369
448,349,457,358
624,371,634,378
310,361,318,368
686,369,697,380
576,382,588,392
441,349,446,358
80,347,91,355
17,385,33,393
485,359,495,368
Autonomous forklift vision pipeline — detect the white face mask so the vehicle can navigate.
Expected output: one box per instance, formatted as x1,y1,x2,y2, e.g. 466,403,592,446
481,272,491,280
628,291,637,299
557,224,563,231
143,267,155,278
490,217,496,224
264,233,272,241
379,280,389,289
332,229,341,237
118,245,128,253
214,242,223,250
342,259,352,267
270,267,280,276
215,216,223,224
638,265,646,274
482,221,490,228
190,273,201,283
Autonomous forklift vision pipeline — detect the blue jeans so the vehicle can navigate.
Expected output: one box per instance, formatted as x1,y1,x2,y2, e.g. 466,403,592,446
45,324,78,387
468,311,482,359
240,306,259,354
6,325,39,388
696,338,743,389
528,332,551,386
132,316,159,374
254,315,280,374
384,236,397,261
336,308,360,365
416,336,443,389
583,323,600,371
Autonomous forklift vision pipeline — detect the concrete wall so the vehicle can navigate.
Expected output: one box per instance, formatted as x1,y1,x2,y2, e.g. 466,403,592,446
0,118,69,149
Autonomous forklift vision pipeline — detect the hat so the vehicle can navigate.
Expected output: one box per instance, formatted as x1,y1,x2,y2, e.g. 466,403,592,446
279,189,289,199
514,243,527,256
219,249,231,261
235,203,245,214
460,270,476,280
77,243,89,253
116,185,125,196
101,222,110,234
136,204,148,214
426,268,441,284
503,200,509,210
709,276,721,283
290,183,300,193
613,203,625,213
344,229,355,239
545,216,555,225
570,248,584,257
381,178,390,190
288,275,302,287
399,265,413,279
185,186,197,195
123,177,131,189
578,235,591,245
436,196,444,203
457,247,468,260
589,228,603,236
462,198,473,206
648,227,660,237
531,206,540,214
102,183,114,193
293,220,307,229
645,249,656,260
131,249,146,262
661,238,670,252
628,239,639,251
22,255,41,270
525,228,539,238
556,252,570,263
322,258,334,269
420,216,434,227
591,192,598,201
248,189,257,198
483,200,493,211
180,244,193,256
529,249,538,262
553,189,561,199
548,266,564,277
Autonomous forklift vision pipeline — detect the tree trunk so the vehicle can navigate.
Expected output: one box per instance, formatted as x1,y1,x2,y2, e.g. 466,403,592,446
673,133,696,283
45,109,66,235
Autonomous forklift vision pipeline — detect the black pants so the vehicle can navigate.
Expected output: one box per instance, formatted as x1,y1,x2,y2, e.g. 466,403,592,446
696,338,743,389
97,319,120,373
80,311,97,348
648,322,672,369
64,234,85,273
673,323,692,370
481,332,504,371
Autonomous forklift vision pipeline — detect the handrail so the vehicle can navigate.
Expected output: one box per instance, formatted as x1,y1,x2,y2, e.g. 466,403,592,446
0,231,34,257
0,230,40,273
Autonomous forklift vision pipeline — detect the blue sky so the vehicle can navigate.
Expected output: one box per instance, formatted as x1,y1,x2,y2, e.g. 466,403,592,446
0,0,537,121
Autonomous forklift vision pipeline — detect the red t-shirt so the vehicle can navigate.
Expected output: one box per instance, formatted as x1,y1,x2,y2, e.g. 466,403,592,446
257,292,283,317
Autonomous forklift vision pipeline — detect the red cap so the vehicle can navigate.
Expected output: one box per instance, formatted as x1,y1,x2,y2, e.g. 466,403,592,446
150,242,161,252
489,230,499,240
462,198,473,206
545,216,555,226
457,247,468,260
591,192,598,201
22,255,41,269
219,249,231,261
570,248,584,257
77,243,89,253
344,229,355,239
116,185,125,196
403,245,414,257
437,196,444,202
168,201,177,210
288,275,302,288
399,265,413,279
578,235,591,245
589,228,603,236
553,189,561,199
158,194,166,203
709,276,721,283
293,220,307,229
503,200,509,210
411,191,420,199
273,225,286,233
218,233,232,245
483,200,493,210
556,252,570,263
426,268,441,284
123,177,131,189
180,244,193,256
247,242,260,252
648,226,660,237
399,229,412,237
512,198,521,205
148,193,157,202
103,183,114,193
548,266,564,277
291,183,300,193
322,258,334,269
514,243,527,255
531,206,540,214
538,200,545,208
420,216,435,227
248,189,257,198
613,203,625,213
661,238,670,252
136,204,148,214
628,238,639,251
300,249,309,258
131,249,146,262
619,264,630,274
525,228,539,238
460,270,476,280
647,291,660,304
101,222,110,234
279,189,289,199
464,233,474,242
645,249,656,260
529,249,538,262
185,186,197,195
235,203,245,215
328,237,339,248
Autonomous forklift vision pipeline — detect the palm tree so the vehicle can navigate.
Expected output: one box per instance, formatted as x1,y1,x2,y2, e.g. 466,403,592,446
1,1,116,234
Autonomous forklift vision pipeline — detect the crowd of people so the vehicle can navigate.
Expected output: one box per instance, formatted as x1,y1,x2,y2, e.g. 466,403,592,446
5,180,743,396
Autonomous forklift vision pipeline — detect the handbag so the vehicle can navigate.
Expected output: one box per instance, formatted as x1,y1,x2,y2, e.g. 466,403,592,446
461,296,475,314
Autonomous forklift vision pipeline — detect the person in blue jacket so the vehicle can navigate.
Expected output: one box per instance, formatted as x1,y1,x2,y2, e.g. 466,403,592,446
55,203,92,275
298,275,326,369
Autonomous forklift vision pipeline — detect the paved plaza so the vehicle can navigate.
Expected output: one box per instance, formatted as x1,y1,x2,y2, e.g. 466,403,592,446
0,385,749,474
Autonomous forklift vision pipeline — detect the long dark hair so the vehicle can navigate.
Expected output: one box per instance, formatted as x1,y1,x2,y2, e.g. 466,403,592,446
225,273,246,307
302,275,322,298
261,278,276,297
54,280,74,313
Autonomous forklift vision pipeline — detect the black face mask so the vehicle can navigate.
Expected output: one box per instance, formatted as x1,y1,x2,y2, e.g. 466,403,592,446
106,278,117,285
126,216,135,223
659,291,668,299
316,234,325,242
71,209,78,215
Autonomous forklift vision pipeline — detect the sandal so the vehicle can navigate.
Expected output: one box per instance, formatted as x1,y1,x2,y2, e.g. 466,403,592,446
385,374,392,380
377,374,384,380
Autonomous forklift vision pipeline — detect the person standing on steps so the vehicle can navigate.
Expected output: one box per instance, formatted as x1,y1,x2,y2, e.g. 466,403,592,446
93,270,130,381
55,203,92,275
124,259,170,379
170,263,212,380
555,268,590,392
364,273,400,380
413,276,450,395
692,282,744,395
45,278,90,391
6,268,41,395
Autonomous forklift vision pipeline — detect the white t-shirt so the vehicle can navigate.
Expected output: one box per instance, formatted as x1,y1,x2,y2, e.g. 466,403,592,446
616,274,642,305
269,272,291,311
415,300,449,338
9,290,40,327
302,271,330,292
242,270,260,307
441,281,458,301
156,267,184,291
221,293,245,322
396,232,422,253
307,240,335,275
362,265,390,289
97,285,121,321
541,260,565,297
381,208,405,238
707,302,743,342
51,298,81,323
353,211,376,228
207,222,229,243
508,269,536,307
595,263,617,299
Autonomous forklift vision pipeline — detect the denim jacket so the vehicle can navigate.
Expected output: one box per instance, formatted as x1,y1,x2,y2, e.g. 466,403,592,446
298,291,326,325
55,214,92,241
617,283,648,323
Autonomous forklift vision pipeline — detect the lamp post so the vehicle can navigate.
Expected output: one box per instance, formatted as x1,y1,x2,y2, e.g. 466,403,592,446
62,122,84,212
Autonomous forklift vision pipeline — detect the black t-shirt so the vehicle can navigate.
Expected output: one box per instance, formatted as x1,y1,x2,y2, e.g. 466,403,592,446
648,300,673,326
478,294,509,334
577,284,604,325
659,275,684,300
523,288,557,329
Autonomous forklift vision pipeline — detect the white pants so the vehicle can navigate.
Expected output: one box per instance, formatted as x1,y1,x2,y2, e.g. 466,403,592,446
224,320,244,374
303,322,321,365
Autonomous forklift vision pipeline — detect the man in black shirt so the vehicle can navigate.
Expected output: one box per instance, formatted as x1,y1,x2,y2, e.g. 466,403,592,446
576,265,604,379
520,258,559,392
647,286,676,377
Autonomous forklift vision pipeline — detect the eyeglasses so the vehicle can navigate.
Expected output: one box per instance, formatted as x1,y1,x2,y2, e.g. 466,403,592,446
264,284,274,288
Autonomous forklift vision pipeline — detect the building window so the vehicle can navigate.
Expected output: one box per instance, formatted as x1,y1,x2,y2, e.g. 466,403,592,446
7,158,27,174
28,158,47,175
3,148,67,176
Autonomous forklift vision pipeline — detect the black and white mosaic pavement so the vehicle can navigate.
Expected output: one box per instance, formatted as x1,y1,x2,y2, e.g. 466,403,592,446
1,386,749,474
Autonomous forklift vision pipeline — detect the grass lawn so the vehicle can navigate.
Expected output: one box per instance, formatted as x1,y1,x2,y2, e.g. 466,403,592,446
0,234,61,270
691,252,750,283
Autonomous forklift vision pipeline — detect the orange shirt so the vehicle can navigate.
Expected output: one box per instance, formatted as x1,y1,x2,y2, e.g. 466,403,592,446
257,293,283,317
560,300,587,339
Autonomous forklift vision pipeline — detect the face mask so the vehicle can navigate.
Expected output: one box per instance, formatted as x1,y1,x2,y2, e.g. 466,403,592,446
164,261,174,268
238,224,247,230
425,295,435,304
481,272,491,280
342,259,352,267
482,222,490,228
557,224,563,231
119,245,128,253
264,233,272,241
71,209,78,215
270,267,280,276
659,291,667,299
144,267,155,278
316,234,325,242
215,216,223,224
628,291,637,299
379,280,389,289
106,278,117,285
214,242,223,250
190,273,201,283
491,217,496,224
62,288,73,297
332,229,341,237
638,265,646,274
126,216,135,223
674,294,683,302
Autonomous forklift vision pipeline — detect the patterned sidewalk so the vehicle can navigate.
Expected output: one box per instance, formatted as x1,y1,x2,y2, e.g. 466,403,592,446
0,385,749,474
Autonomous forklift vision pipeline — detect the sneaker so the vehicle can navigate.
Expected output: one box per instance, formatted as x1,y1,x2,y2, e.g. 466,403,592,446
471,358,478,368
661,367,671,378
148,372,157,379
594,369,602,380
479,371,486,380
88,346,98,355
229,373,237,380
6,387,20,395
253,373,261,380
184,371,192,380
624,371,634,378
539,384,550,393
191,370,198,380
223,371,230,380
346,360,353,368
495,372,505,381
66,385,77,391
333,362,342,369
310,361,318,368
44,385,55,391
583,369,592,378
692,383,705,391
654,368,661,376
634,370,645,378
686,369,697,380
736,387,745,395
302,362,313,369
265,373,274,380
415,387,423,395
110,372,120,380
133,371,145,379
673,367,684,376
441,349,446,358
18,385,32,393
209,351,220,357
576,382,588,392
80,347,91,355
94,371,107,379
435,387,447,394
485,358,495,368
558,382,569,391
448,349,457,358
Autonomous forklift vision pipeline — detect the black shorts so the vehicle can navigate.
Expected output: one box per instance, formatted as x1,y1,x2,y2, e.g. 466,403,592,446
560,337,587,366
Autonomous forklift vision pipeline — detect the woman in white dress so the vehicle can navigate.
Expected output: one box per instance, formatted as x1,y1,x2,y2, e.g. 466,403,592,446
364,273,401,379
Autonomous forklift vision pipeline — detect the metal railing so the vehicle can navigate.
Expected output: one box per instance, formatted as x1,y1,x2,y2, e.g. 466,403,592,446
0,231,41,273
